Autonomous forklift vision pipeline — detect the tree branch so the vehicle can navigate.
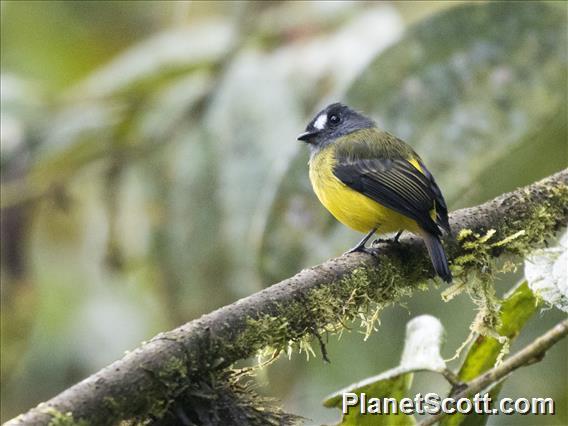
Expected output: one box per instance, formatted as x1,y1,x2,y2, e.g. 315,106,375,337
7,169,568,425
418,318,568,426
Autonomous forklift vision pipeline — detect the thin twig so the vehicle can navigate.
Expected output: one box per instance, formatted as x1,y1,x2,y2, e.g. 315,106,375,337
418,319,568,426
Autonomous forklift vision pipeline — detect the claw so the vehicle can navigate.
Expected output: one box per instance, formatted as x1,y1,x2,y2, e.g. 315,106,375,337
344,245,379,256
372,230,403,246
372,237,390,245
343,228,377,255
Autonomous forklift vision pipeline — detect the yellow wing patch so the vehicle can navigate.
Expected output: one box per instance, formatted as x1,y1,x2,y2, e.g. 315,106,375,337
408,157,423,173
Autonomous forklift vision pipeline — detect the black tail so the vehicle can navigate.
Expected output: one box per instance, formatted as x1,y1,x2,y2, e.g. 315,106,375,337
422,233,452,283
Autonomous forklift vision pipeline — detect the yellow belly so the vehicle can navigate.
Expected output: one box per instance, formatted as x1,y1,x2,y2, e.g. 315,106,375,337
309,147,420,235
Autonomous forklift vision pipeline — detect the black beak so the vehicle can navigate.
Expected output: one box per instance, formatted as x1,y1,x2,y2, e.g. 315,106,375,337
297,130,318,142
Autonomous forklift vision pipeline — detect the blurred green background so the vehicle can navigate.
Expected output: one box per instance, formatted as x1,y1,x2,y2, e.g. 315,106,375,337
1,1,566,424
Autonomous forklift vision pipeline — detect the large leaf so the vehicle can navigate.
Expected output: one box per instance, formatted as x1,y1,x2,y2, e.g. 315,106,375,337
324,315,446,425
347,1,567,208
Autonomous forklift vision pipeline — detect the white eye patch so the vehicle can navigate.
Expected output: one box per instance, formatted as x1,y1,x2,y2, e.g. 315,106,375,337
313,113,327,130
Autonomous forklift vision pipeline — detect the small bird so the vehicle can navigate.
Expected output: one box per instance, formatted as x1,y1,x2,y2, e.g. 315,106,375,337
298,103,452,282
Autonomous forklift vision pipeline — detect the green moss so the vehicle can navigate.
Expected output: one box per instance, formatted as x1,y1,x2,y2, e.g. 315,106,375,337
104,391,165,424
102,396,120,414
158,356,188,383
132,368,301,425
444,229,522,345
442,175,567,356
45,407,89,426
145,397,169,421
102,394,135,420
232,259,418,366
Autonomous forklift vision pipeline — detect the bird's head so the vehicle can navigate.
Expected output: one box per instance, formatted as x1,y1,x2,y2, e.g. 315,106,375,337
297,103,375,151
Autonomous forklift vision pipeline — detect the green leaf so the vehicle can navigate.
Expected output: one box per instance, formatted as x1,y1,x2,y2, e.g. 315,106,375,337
323,315,446,425
440,282,539,426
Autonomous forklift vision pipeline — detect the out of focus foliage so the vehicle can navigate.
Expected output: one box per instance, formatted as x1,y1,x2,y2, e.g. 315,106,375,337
1,1,566,424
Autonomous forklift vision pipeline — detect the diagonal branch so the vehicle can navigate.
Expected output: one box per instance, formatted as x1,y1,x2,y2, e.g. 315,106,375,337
7,169,568,425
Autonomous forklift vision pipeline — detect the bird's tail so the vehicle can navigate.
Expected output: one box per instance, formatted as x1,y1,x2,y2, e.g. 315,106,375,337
422,232,452,283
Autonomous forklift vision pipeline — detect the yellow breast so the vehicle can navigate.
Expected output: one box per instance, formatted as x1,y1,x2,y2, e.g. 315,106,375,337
308,147,419,235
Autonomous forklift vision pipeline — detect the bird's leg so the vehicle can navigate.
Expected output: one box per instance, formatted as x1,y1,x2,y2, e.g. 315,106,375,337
373,230,403,246
393,230,403,242
345,228,377,255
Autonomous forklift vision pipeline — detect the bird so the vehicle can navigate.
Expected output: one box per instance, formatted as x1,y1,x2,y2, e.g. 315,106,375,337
298,102,452,282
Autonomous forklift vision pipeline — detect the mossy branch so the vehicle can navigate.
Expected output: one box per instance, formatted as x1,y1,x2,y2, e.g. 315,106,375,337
7,169,568,426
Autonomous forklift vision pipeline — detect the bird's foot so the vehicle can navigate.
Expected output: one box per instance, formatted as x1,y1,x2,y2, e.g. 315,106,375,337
372,230,403,246
344,245,379,256
343,228,378,256
372,237,393,245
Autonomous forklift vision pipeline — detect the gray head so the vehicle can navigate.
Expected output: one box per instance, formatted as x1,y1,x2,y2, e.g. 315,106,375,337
297,103,376,151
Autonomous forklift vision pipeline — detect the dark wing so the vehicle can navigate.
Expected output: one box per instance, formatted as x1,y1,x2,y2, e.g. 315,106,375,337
333,156,449,236
416,159,450,233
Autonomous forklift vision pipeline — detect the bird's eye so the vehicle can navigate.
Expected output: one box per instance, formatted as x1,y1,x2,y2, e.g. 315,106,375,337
329,114,340,125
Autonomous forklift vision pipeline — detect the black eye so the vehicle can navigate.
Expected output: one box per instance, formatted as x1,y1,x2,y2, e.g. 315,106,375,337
329,114,340,125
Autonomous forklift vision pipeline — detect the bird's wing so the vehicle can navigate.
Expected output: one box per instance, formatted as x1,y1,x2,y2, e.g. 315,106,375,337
333,155,449,236
415,158,450,233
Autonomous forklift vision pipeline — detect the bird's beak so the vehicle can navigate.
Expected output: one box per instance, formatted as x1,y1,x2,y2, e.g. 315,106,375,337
297,130,318,143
